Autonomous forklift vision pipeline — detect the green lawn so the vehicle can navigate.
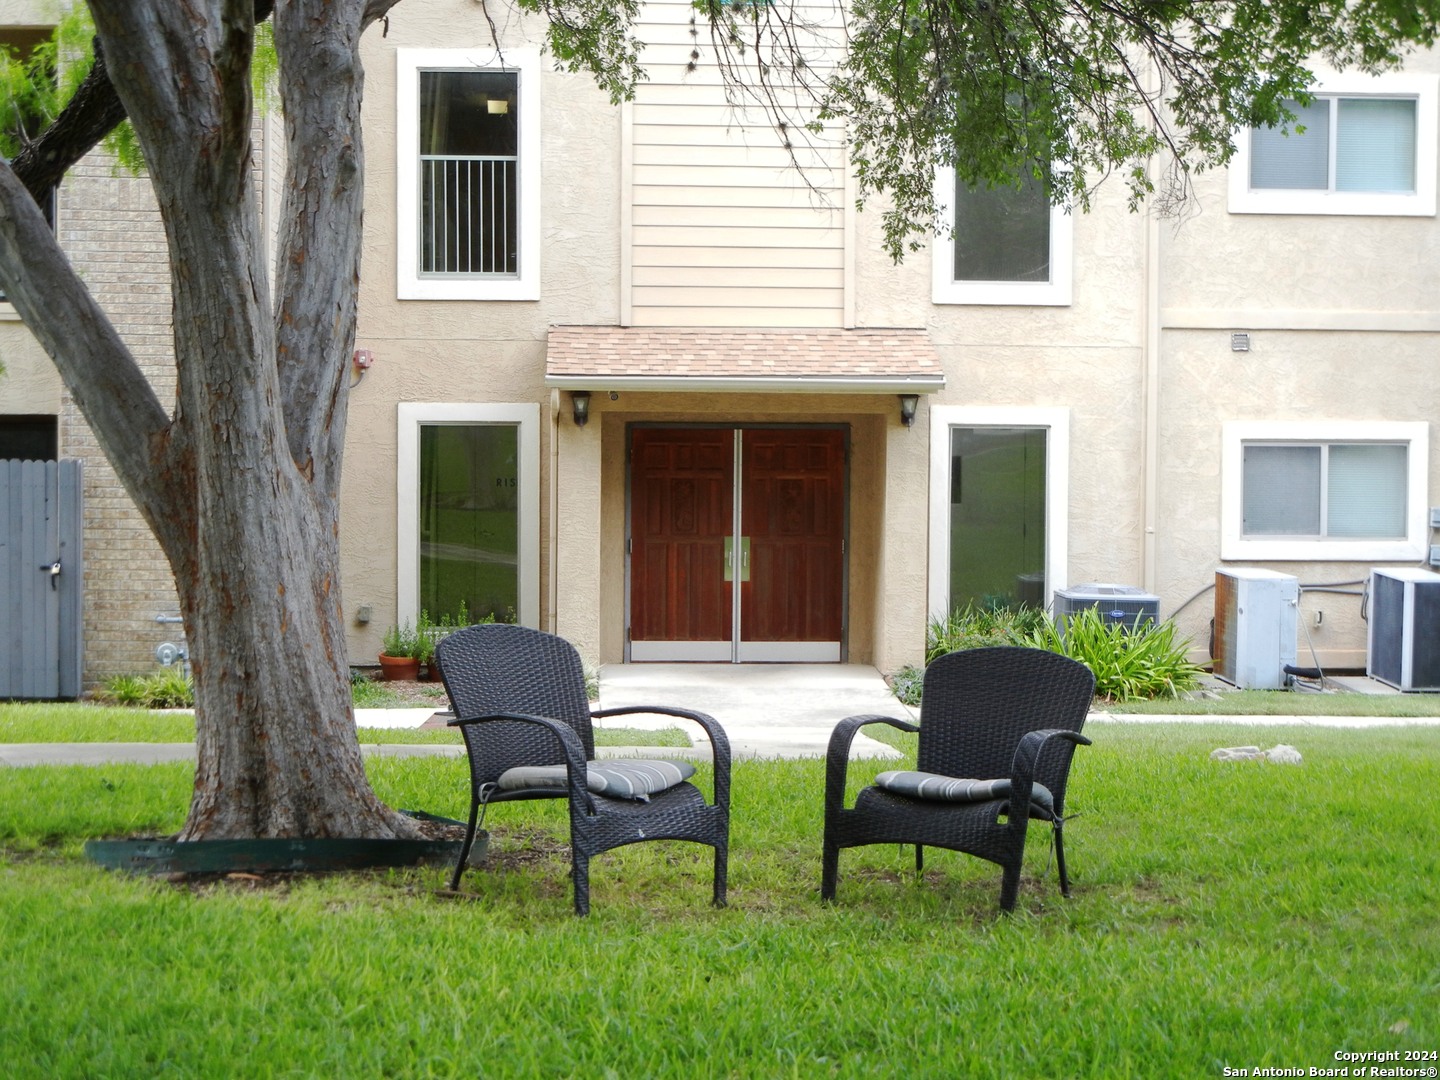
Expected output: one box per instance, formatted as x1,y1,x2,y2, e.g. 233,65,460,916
0,724,1437,1077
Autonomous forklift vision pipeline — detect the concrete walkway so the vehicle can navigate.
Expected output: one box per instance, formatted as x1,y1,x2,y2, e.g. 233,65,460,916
5,666,1439,768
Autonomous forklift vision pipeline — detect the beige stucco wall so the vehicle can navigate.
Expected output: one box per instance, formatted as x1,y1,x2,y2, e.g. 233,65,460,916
853,179,1154,622
1153,325,1440,668
349,6,1440,678
1151,142,1440,667
344,3,622,664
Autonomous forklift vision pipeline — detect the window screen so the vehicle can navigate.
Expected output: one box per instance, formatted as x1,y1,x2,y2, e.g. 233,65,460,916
1242,442,1406,538
1250,96,1417,194
952,169,1051,283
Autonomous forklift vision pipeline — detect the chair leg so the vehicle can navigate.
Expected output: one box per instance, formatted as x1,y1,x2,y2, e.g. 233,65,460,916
571,852,591,917
999,861,1022,913
448,795,482,892
820,839,840,901
712,843,728,908
1055,822,1072,898
914,844,924,877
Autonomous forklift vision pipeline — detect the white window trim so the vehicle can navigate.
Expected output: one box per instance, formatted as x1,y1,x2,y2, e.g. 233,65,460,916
931,166,1074,306
396,48,541,301
1228,72,1438,217
926,405,1070,620
397,402,541,627
1221,420,1429,561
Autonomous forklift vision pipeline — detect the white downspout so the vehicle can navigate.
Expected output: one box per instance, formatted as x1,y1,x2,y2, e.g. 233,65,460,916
548,387,561,634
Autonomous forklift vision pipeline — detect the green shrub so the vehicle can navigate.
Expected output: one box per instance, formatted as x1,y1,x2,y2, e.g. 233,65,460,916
897,604,1202,706
101,674,148,707
100,669,195,709
1019,606,1204,702
924,602,1047,664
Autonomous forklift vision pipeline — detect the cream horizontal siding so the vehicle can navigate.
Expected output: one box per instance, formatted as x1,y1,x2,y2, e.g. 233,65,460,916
627,0,846,328
632,266,844,288
628,306,835,328
633,245,844,269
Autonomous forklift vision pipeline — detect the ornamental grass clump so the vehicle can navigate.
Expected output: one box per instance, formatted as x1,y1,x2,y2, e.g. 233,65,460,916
1020,606,1204,703
924,602,1048,664
100,669,195,709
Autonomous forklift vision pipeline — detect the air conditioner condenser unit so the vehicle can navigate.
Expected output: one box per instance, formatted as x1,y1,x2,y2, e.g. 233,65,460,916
1053,583,1160,633
1368,567,1440,692
1213,568,1298,690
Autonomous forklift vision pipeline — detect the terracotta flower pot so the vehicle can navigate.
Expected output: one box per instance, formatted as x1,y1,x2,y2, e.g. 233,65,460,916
377,653,420,682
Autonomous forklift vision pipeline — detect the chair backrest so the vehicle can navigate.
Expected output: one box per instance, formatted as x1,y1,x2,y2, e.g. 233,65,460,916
916,646,1095,809
435,624,596,783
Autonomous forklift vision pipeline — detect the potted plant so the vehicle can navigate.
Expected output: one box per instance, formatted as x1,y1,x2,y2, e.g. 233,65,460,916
378,619,422,681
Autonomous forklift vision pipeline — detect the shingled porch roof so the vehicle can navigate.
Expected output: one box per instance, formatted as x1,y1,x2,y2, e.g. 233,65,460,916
544,326,946,394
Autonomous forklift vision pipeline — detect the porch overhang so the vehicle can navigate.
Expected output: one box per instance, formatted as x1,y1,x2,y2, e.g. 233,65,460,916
544,326,946,395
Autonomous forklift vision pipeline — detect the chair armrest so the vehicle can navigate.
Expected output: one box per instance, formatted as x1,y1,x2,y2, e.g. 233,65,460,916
1008,728,1092,815
825,714,919,817
448,711,593,811
591,704,731,810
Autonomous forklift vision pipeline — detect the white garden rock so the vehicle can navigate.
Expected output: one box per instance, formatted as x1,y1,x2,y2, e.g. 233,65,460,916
1210,744,1303,764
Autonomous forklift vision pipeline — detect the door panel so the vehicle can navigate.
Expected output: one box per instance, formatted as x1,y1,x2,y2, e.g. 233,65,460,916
630,428,733,658
739,429,844,657
630,426,845,662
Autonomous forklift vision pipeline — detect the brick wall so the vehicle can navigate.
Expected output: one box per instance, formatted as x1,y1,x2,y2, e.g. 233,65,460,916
57,152,182,687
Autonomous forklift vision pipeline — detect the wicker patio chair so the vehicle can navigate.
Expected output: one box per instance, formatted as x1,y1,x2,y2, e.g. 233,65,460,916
822,646,1095,912
435,624,731,916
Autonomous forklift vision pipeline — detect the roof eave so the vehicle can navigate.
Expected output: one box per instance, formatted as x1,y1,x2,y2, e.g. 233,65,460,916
543,374,947,394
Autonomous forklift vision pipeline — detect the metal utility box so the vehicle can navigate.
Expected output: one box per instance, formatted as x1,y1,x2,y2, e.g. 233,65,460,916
1213,568,1298,690
1368,567,1440,692
1053,583,1160,633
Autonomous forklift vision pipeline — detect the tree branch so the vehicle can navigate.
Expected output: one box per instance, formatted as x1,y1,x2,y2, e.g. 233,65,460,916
9,1,278,207
0,161,185,540
271,0,371,496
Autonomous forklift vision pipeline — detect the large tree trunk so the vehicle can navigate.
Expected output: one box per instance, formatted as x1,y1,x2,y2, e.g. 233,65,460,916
0,1,419,840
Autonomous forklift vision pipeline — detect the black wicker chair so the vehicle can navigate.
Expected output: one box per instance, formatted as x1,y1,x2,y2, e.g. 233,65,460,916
822,646,1095,912
435,624,730,916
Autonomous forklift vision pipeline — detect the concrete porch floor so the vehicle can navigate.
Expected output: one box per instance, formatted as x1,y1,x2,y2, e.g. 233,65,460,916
595,663,911,760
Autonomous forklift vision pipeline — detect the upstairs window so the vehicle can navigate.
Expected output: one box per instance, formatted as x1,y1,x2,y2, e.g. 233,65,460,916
933,163,1072,306
1230,74,1437,216
397,49,540,301
419,70,518,277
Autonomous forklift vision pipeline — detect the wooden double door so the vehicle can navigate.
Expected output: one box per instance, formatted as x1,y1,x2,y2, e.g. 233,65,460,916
629,426,847,662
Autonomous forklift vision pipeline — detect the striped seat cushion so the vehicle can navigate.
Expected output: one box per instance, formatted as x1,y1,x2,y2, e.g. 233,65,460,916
874,770,1055,815
497,759,696,802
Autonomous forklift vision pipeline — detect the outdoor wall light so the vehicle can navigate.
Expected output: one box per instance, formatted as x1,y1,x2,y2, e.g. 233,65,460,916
898,394,919,428
572,390,591,428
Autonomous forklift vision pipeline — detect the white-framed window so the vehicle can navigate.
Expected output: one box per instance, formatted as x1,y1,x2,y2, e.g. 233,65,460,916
927,405,1070,619
932,165,1073,306
1229,73,1438,216
396,48,541,300
1221,420,1430,561
397,403,541,628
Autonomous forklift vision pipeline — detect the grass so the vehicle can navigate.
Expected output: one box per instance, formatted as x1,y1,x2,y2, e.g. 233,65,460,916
1109,687,1440,716
0,724,1437,1076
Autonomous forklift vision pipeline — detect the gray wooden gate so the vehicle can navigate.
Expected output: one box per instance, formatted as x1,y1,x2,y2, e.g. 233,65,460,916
1,460,83,700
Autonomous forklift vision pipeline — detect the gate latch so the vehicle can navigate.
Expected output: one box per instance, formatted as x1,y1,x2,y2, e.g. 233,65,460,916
40,560,60,589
